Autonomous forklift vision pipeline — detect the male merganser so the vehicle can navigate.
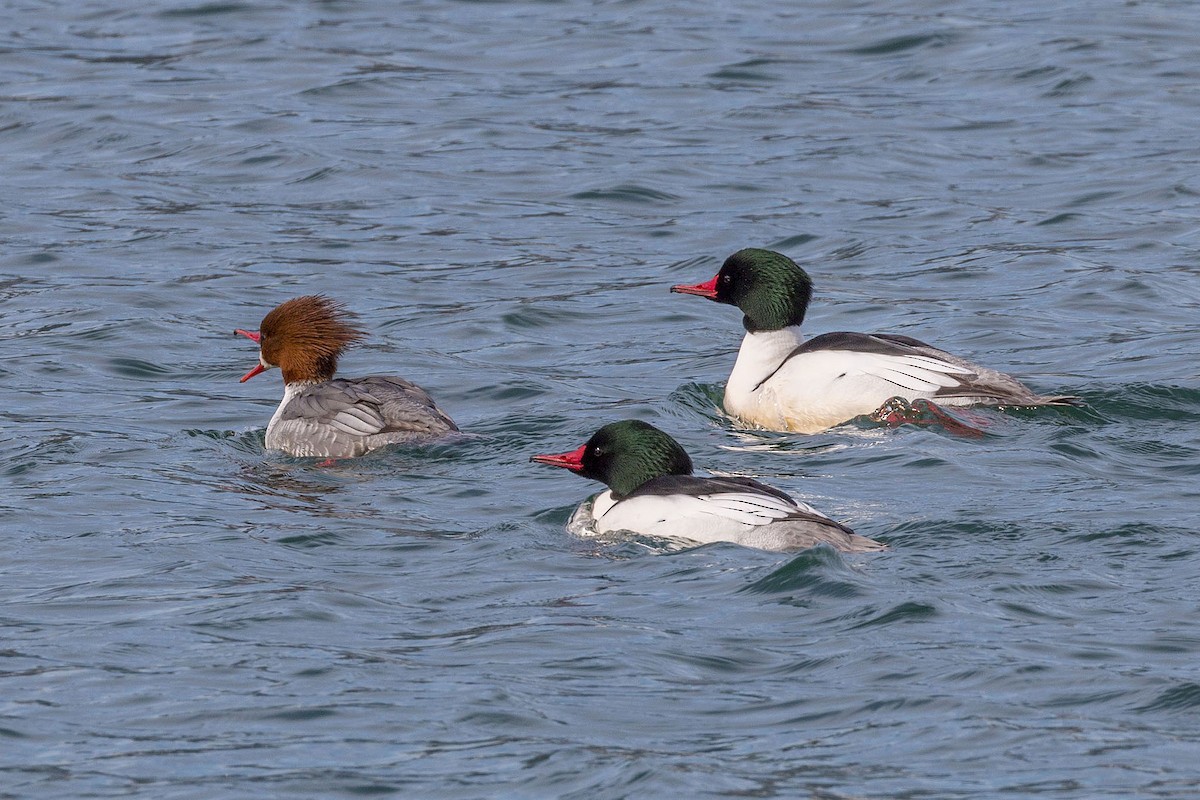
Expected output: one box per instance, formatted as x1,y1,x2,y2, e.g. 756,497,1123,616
235,295,458,457
672,248,1080,433
531,420,885,553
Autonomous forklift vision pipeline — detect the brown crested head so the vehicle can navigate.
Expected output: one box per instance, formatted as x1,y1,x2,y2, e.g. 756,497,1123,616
258,295,365,383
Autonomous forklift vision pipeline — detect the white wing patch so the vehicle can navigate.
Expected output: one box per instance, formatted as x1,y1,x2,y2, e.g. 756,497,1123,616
582,487,869,552
856,352,974,393
692,491,799,526
596,490,813,538
749,349,979,431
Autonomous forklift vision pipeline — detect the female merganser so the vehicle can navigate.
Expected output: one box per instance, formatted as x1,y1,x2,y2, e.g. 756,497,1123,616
235,295,458,457
531,420,885,553
672,248,1080,433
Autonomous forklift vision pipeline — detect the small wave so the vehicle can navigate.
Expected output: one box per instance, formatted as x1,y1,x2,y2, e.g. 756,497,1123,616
1083,383,1200,423
848,601,938,629
740,546,867,597
843,31,959,56
1135,682,1200,713
569,184,681,204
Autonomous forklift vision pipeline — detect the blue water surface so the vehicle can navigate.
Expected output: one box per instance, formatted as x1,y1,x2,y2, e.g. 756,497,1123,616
3,0,1199,797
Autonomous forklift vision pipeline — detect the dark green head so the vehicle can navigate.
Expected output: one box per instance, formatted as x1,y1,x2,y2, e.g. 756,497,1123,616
671,248,814,332
531,419,693,499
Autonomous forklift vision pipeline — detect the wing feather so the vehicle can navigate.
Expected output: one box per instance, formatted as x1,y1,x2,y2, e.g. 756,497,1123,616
331,405,387,436
695,492,798,524
280,377,457,436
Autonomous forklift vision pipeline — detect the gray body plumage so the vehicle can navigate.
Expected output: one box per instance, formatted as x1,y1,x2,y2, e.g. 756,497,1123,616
266,376,458,458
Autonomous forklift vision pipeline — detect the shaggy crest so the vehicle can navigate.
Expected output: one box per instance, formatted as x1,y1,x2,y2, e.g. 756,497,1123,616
259,295,365,383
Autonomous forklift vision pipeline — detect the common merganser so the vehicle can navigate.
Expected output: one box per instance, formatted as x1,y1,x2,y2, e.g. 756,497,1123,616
235,295,458,457
531,420,885,553
671,248,1080,433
